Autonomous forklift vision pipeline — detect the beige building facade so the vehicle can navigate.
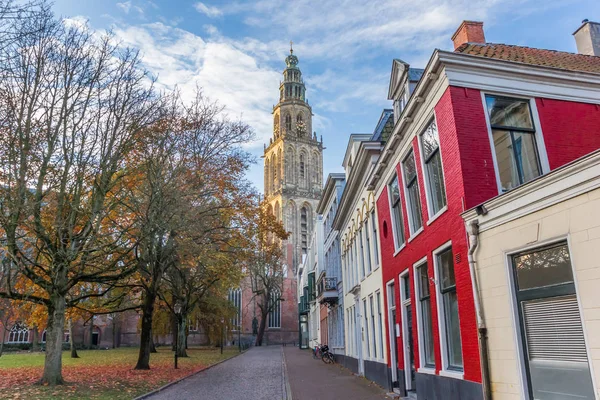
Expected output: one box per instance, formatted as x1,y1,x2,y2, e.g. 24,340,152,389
463,150,600,400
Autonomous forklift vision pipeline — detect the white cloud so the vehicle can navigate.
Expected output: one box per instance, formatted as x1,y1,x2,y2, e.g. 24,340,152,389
116,1,132,13
194,2,223,18
116,1,144,15
113,23,280,147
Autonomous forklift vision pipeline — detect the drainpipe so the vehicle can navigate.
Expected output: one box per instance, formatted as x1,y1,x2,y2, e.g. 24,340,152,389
467,220,492,400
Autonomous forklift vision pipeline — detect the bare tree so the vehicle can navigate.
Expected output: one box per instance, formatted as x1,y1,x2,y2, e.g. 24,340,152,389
0,6,159,384
124,89,254,369
246,204,289,346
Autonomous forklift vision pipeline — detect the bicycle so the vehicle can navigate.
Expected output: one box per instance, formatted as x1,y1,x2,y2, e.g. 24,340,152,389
320,344,334,364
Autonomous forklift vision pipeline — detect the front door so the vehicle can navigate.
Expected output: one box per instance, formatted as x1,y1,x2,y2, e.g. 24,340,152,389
299,315,309,349
401,273,416,392
355,298,364,375
387,282,400,388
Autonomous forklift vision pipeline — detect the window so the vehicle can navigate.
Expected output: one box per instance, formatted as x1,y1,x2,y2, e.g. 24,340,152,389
228,288,242,329
285,114,292,131
416,262,435,368
388,174,405,249
308,272,315,302
299,154,305,179
268,290,281,328
485,95,542,192
369,295,377,358
371,209,379,266
363,299,370,358
402,151,423,234
364,221,372,274
376,292,384,358
359,227,365,279
511,243,594,400
420,120,446,215
8,324,29,343
301,207,308,254
436,246,463,370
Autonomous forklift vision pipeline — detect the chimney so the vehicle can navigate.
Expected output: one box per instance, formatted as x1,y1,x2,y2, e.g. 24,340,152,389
573,20,600,56
451,21,485,50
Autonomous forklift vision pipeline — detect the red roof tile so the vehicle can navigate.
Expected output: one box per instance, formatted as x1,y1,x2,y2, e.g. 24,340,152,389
455,43,600,74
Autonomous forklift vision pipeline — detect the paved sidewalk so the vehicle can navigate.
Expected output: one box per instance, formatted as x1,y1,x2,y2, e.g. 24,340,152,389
147,346,285,400
283,347,389,400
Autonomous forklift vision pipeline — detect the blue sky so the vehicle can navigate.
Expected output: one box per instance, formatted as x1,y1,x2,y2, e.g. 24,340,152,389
52,0,599,192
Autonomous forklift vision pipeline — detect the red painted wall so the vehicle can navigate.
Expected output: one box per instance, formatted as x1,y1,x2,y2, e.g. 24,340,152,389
376,85,600,388
536,98,600,169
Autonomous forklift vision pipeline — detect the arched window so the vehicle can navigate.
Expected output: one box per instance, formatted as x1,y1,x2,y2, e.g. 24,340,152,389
297,113,303,123
274,202,280,222
285,114,292,131
8,324,29,343
299,154,305,179
273,114,279,137
228,288,242,329
301,207,308,255
268,290,281,328
272,154,278,187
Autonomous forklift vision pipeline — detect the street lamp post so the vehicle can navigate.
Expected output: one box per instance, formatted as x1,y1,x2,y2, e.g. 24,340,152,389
220,317,225,355
174,302,182,369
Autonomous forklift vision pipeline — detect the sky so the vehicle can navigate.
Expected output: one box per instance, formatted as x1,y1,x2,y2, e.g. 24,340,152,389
52,0,600,193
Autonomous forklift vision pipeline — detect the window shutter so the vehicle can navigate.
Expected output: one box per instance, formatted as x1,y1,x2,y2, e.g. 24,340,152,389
522,295,588,362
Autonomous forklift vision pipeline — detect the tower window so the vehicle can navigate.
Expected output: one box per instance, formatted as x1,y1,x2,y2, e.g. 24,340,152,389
301,207,308,255
285,114,292,131
300,154,305,178
297,113,303,123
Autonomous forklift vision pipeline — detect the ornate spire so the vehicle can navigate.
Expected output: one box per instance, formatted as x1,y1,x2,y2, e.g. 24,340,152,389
290,40,293,54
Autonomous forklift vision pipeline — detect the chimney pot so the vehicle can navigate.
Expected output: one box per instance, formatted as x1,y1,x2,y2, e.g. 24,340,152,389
573,20,600,56
451,20,485,50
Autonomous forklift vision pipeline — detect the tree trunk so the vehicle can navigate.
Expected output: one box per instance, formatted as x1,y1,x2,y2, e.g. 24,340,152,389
69,320,79,359
255,309,268,346
32,327,39,352
171,314,177,351
149,334,157,353
40,295,66,385
88,315,94,349
0,325,6,357
176,317,187,357
112,315,118,349
135,292,156,370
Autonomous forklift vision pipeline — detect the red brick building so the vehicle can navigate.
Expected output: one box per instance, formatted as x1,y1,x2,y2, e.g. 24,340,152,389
368,20,600,399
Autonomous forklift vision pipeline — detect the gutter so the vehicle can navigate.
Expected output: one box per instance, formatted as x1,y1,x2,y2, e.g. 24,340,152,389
467,220,491,400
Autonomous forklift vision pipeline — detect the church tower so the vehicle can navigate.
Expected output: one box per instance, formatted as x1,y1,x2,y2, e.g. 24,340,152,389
264,44,323,271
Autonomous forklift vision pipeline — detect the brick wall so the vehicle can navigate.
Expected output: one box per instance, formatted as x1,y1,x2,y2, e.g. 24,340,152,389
536,98,600,169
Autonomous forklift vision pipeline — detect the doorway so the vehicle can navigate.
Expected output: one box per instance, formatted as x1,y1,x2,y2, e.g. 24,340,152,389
387,281,400,389
400,271,416,392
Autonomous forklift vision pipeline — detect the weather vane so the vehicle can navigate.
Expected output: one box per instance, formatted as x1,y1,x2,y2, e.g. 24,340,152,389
290,40,293,54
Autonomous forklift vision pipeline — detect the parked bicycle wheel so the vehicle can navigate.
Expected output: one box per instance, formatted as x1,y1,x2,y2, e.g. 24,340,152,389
322,352,334,364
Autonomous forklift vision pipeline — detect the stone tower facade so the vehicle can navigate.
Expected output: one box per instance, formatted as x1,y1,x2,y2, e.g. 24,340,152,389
264,46,323,271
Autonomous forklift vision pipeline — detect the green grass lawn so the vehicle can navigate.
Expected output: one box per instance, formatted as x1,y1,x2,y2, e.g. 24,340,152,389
0,346,240,399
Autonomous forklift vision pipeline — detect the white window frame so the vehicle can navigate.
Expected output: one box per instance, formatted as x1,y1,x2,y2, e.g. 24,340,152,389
432,240,464,379
387,174,406,254
376,290,384,361
413,256,436,373
363,297,371,360
371,208,380,268
386,279,399,384
480,92,550,195
504,236,599,400
398,270,414,391
400,149,424,240
364,219,372,275
417,116,448,224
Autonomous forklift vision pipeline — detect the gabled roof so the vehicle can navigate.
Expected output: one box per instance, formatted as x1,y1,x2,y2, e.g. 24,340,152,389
371,109,394,142
455,43,600,74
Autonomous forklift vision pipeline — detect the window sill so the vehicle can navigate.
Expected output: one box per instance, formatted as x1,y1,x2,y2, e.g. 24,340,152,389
438,369,464,380
417,367,436,376
393,244,406,257
426,206,448,226
407,227,424,243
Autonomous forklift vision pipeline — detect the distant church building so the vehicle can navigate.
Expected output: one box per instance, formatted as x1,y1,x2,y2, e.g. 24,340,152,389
263,44,323,270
